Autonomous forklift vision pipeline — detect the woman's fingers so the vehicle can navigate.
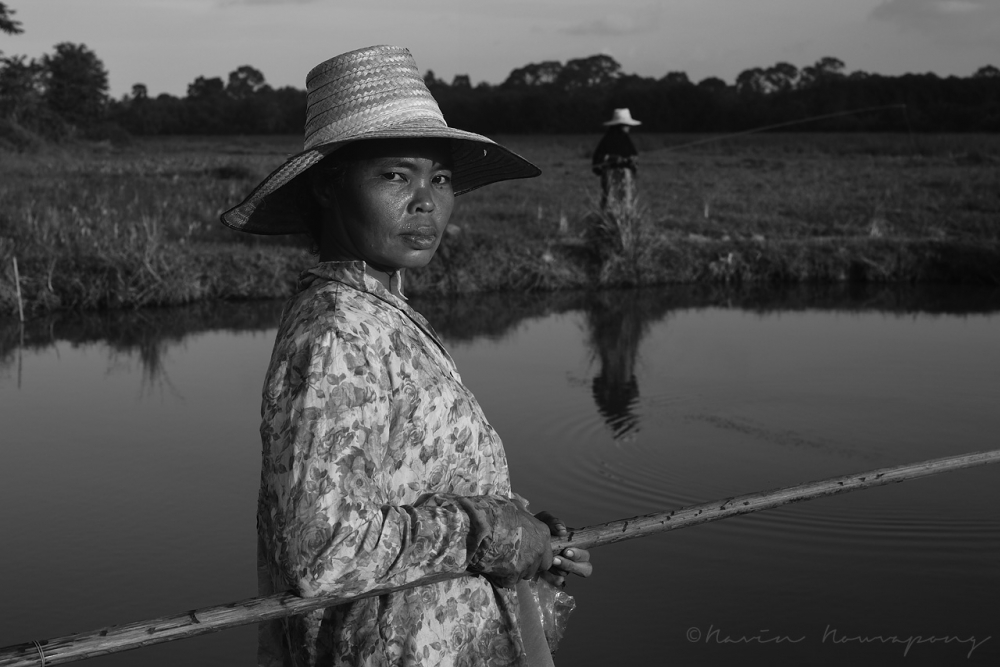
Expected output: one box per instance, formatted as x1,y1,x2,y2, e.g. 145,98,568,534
533,510,568,537
551,548,593,578
523,509,594,579
531,512,594,576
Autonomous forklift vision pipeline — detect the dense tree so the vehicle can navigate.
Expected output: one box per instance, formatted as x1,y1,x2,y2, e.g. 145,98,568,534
0,1,23,36
697,77,728,93
62,54,1000,137
660,71,691,87
40,42,108,127
800,56,845,88
502,60,563,88
227,65,266,99
422,69,446,89
6,44,1000,141
110,65,306,135
735,67,766,96
557,54,621,90
0,54,42,122
764,62,799,93
187,75,225,100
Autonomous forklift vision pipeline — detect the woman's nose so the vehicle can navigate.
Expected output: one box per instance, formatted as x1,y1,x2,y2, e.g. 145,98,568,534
409,181,436,213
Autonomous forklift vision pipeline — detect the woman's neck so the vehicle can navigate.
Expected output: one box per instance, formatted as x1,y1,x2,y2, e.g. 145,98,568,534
318,248,404,298
364,264,398,295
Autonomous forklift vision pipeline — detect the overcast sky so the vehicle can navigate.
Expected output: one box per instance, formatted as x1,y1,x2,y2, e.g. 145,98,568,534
4,0,999,98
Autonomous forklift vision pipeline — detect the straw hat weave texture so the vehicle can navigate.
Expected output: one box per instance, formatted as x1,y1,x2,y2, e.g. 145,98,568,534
221,45,540,235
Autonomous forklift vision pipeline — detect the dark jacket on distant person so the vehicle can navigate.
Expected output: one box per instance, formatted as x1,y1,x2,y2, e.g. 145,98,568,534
592,126,638,175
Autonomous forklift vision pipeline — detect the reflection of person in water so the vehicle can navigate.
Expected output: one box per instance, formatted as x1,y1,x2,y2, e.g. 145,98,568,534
591,108,640,214
585,291,644,439
584,290,672,440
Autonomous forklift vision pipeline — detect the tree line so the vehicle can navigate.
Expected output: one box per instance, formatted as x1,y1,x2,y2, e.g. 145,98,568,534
2,1,999,148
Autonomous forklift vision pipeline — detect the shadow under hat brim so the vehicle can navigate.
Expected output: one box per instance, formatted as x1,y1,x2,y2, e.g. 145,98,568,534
220,127,541,235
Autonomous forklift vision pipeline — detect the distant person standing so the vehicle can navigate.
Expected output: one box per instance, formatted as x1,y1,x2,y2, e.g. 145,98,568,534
591,108,641,214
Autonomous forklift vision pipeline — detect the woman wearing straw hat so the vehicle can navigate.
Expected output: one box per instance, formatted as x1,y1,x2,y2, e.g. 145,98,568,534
221,46,592,667
591,108,641,214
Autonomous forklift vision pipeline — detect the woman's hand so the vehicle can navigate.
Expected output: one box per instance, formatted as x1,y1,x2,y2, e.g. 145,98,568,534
534,511,593,587
466,502,591,589
475,508,552,588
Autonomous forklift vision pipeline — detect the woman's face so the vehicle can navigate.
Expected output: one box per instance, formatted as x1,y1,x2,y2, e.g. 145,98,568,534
317,139,455,272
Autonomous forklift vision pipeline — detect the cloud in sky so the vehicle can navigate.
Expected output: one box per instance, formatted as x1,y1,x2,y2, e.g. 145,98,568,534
221,0,319,5
871,0,1000,38
868,0,1000,73
562,4,663,36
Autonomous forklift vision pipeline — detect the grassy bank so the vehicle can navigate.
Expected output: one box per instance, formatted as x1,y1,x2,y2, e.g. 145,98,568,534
1,132,998,317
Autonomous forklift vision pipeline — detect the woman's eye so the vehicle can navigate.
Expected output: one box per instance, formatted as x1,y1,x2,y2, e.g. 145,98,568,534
433,173,452,186
381,172,403,181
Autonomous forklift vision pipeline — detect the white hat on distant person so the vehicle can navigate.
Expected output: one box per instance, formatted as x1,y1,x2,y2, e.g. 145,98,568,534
221,45,540,235
603,108,642,126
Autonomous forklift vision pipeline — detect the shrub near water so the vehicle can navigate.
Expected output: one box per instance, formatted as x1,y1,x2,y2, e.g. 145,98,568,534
2,133,999,316
0,138,311,314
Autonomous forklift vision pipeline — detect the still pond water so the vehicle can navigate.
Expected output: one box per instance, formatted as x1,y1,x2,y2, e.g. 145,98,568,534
2,285,999,666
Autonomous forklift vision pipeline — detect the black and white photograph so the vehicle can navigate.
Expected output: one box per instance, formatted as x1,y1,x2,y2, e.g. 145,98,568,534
2,1,998,665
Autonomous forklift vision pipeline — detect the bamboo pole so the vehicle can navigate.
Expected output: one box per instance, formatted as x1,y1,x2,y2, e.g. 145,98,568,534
2,448,998,667
551,448,1000,551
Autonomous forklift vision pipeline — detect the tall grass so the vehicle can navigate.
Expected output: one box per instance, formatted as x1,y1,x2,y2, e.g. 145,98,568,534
584,196,656,286
0,138,311,313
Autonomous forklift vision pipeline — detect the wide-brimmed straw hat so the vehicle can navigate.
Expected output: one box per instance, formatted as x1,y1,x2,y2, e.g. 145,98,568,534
603,108,642,126
221,45,540,235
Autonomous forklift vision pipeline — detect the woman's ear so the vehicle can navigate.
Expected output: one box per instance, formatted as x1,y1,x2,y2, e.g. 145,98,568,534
309,161,349,213
310,177,336,210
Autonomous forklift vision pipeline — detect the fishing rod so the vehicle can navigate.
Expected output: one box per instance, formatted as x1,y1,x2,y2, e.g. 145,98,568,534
2,448,998,667
645,103,911,155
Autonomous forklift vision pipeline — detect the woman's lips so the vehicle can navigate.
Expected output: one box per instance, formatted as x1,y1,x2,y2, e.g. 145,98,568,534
400,228,438,250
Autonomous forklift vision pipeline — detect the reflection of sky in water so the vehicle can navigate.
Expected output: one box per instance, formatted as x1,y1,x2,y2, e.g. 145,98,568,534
0,329,275,666
650,309,1000,458
2,289,1000,666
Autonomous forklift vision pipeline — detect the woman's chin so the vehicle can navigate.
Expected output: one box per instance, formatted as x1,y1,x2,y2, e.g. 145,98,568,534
402,253,437,271
390,245,441,271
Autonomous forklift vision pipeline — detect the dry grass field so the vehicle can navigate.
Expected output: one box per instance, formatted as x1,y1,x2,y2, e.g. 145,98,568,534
482,132,1000,240
1,132,998,315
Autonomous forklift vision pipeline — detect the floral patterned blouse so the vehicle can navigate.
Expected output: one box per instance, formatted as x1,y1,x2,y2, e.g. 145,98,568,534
257,261,539,667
